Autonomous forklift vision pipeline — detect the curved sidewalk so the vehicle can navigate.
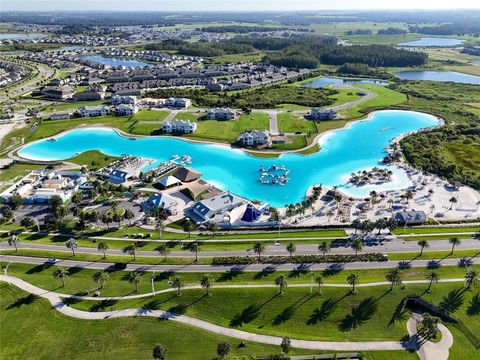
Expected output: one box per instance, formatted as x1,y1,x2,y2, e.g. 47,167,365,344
0,274,415,351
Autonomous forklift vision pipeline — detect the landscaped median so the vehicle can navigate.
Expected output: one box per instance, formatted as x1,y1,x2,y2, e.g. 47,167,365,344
212,253,388,265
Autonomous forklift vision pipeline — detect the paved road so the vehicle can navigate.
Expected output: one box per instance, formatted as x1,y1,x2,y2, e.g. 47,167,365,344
267,111,278,134
2,237,478,258
1,254,477,273
327,85,377,112
0,274,418,352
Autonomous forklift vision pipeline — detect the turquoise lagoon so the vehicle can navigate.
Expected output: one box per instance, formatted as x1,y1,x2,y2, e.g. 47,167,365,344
18,111,440,207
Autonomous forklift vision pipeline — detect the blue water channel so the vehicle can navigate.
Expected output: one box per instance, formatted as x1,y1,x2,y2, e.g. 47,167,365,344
395,71,480,85
80,55,154,68
399,38,465,47
18,111,440,207
302,77,389,88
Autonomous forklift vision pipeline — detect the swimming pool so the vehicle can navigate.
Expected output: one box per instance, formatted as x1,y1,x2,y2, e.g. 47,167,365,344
18,110,440,207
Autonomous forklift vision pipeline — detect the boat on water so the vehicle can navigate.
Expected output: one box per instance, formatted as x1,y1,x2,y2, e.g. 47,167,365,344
47,138,57,142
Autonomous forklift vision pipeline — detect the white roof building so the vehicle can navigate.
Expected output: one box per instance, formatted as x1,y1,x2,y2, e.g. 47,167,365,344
163,120,197,134
206,108,236,120
115,103,139,115
190,192,245,222
79,105,110,117
239,130,271,146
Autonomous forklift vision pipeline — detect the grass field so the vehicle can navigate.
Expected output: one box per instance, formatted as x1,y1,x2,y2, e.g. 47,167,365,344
68,150,119,170
66,283,480,344
0,286,290,360
0,284,429,360
2,262,477,298
132,109,169,122
277,112,317,133
186,112,270,142
339,85,407,119
393,227,479,235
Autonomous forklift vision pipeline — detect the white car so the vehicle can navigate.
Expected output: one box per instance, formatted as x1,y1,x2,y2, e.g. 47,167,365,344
46,258,58,264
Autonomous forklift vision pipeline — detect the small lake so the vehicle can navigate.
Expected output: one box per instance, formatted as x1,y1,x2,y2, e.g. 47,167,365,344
303,77,389,88
0,33,46,40
396,71,480,85
80,55,154,68
18,110,440,207
399,37,465,47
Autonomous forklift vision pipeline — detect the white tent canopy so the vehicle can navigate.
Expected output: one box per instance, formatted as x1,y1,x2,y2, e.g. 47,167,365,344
157,175,181,188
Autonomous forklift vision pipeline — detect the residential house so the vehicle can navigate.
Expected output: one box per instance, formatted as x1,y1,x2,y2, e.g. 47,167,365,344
163,120,197,134
42,86,74,100
115,103,138,115
239,130,271,146
310,108,336,120
206,108,236,120
50,112,73,120
112,94,138,105
79,105,110,117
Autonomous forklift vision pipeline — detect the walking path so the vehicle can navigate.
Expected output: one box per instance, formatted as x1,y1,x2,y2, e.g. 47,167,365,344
4,277,463,302
407,312,453,360
0,274,419,352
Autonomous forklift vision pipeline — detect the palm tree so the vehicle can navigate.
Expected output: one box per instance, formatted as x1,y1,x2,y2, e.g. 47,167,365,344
168,276,184,296
350,239,363,258
465,270,479,289
155,244,170,261
190,241,201,262
124,209,135,226
347,273,359,293
449,196,458,210
326,209,334,222
101,214,111,229
66,238,78,256
92,271,109,289
208,222,219,237
183,220,196,238
315,274,324,295
128,271,142,292
286,242,296,259
420,313,439,339
97,240,109,258
156,220,166,239
318,241,331,258
449,237,461,254
404,190,414,204
124,242,138,260
253,241,265,261
351,219,361,235
426,271,440,291
54,268,69,287
275,275,288,294
417,240,429,256
8,234,21,252
200,273,213,296
385,268,403,291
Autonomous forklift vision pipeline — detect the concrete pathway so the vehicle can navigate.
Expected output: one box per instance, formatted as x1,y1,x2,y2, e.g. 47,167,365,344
0,274,416,352
268,111,279,134
6,278,463,302
407,312,454,360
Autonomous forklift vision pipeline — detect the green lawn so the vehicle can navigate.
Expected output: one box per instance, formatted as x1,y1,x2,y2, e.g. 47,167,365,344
68,151,119,170
277,113,317,133
0,286,294,360
0,284,426,359
393,227,479,235
2,262,476,298
0,162,44,183
339,85,407,119
68,283,480,344
132,109,169,122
